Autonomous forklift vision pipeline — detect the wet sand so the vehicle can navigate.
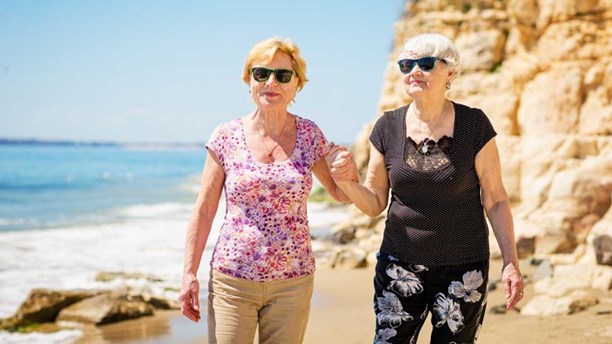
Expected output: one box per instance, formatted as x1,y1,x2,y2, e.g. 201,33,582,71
77,260,612,343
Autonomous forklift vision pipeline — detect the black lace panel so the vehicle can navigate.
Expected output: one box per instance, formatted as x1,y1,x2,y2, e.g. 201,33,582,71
405,136,453,172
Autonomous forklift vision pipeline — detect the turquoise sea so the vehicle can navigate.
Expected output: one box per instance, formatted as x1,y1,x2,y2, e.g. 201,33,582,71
0,141,213,322
0,141,347,343
0,142,205,232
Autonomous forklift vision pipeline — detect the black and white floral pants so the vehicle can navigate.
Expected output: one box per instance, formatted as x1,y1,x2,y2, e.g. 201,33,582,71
373,252,489,344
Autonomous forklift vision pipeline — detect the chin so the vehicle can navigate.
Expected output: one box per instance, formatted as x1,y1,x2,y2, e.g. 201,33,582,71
258,102,285,110
406,89,424,98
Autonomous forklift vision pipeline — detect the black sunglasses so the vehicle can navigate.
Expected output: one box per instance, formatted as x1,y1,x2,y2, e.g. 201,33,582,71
250,67,295,83
397,57,446,74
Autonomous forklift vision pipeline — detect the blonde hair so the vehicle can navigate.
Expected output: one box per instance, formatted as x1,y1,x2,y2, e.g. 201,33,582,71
242,37,308,91
400,33,461,74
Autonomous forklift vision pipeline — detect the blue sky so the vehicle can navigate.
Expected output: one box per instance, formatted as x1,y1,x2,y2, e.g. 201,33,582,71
0,1,404,144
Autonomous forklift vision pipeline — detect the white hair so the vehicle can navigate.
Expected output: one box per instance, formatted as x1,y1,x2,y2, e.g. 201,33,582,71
400,33,460,73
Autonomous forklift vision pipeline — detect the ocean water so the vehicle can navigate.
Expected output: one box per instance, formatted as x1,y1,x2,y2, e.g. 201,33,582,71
0,144,205,232
0,143,348,343
0,144,208,342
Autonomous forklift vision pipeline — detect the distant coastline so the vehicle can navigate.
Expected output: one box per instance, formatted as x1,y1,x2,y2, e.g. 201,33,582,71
0,138,204,150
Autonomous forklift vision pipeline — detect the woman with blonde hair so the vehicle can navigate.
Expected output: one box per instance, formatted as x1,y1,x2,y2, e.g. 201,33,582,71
179,37,353,343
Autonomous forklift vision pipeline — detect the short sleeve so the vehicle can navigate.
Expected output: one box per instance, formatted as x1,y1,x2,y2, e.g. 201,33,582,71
311,122,329,165
205,124,226,167
474,109,497,154
369,114,387,155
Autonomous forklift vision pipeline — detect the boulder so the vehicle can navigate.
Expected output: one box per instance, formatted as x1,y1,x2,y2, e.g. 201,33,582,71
0,289,102,331
12,289,100,324
521,290,599,316
534,264,612,296
593,235,612,266
333,247,368,269
56,292,154,325
145,295,180,310
532,259,554,282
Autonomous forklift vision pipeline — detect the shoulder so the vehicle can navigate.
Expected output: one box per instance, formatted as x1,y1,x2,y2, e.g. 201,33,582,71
296,116,325,139
372,105,408,129
221,118,243,131
375,104,410,129
211,118,241,137
383,104,409,122
453,102,488,121
297,116,320,131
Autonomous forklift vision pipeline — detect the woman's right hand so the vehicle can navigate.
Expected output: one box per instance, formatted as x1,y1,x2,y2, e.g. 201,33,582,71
502,262,525,310
179,272,201,322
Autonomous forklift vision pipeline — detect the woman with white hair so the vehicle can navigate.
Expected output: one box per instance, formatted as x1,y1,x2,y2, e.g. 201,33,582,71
326,33,524,343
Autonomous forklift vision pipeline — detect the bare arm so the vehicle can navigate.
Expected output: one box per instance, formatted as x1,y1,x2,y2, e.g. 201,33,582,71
312,151,355,203
328,144,390,217
475,138,524,309
179,148,225,322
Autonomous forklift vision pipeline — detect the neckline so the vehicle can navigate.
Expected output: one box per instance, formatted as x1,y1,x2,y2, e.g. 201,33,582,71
239,116,299,165
407,135,452,146
406,135,454,156
404,101,457,145
402,101,458,170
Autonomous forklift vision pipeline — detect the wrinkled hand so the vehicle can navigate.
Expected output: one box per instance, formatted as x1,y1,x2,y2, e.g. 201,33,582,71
502,262,525,310
179,272,201,322
325,142,358,182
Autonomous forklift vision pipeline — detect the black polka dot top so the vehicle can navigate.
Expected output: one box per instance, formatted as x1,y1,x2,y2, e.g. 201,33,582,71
369,101,497,265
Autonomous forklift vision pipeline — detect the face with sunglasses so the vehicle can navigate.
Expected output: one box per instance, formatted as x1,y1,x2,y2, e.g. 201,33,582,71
398,56,446,74
398,54,453,97
249,52,299,110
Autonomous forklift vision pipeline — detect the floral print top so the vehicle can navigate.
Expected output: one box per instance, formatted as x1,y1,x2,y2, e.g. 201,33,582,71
206,116,328,281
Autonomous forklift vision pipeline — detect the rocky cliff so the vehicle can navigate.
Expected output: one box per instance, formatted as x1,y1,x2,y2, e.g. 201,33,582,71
318,0,611,316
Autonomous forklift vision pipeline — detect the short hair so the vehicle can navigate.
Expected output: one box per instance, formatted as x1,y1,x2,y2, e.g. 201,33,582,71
242,37,308,91
400,33,460,74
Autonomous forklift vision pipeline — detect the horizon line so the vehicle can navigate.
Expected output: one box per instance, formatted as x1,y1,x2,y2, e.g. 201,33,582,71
0,137,205,148
0,137,355,148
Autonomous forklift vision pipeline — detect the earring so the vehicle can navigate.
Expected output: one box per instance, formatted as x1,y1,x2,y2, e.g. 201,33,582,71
446,81,451,89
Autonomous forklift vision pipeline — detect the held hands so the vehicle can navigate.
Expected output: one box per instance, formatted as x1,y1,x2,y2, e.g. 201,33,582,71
502,262,525,310
325,142,359,182
179,272,201,322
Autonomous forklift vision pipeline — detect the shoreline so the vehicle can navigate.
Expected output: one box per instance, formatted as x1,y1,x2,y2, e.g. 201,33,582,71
75,260,612,344
75,267,378,344
2,201,609,343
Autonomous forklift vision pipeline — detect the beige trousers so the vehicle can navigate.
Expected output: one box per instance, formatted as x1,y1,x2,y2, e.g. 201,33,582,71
207,269,314,344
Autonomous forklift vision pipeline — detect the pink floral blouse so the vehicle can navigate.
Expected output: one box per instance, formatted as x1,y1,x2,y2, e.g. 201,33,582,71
206,116,328,281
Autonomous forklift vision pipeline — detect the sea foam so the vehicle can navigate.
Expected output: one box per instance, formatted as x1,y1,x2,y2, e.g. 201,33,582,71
0,329,82,344
0,199,348,344
0,201,224,318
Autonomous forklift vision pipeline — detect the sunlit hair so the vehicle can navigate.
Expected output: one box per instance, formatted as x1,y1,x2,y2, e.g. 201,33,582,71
400,33,460,74
242,37,308,91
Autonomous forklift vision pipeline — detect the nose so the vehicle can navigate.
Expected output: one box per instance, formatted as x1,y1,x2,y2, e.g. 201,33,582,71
409,65,424,75
265,74,279,85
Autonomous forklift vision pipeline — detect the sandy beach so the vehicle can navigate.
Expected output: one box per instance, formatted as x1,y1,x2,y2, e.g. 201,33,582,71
0,179,608,344
75,259,612,344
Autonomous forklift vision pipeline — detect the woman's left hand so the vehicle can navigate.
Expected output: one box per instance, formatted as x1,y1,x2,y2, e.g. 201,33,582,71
325,142,357,182
502,262,525,310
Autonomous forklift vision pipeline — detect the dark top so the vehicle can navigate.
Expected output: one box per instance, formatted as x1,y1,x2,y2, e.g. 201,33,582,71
369,101,497,265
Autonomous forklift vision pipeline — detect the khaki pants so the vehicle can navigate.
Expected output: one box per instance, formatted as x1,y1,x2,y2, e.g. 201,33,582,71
208,269,314,344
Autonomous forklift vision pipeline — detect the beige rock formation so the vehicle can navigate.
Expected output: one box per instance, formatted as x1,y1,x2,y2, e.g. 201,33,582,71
316,0,611,316
56,292,154,325
350,0,611,255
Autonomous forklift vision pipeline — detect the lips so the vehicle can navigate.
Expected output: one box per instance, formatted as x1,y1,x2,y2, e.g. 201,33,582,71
262,92,279,97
